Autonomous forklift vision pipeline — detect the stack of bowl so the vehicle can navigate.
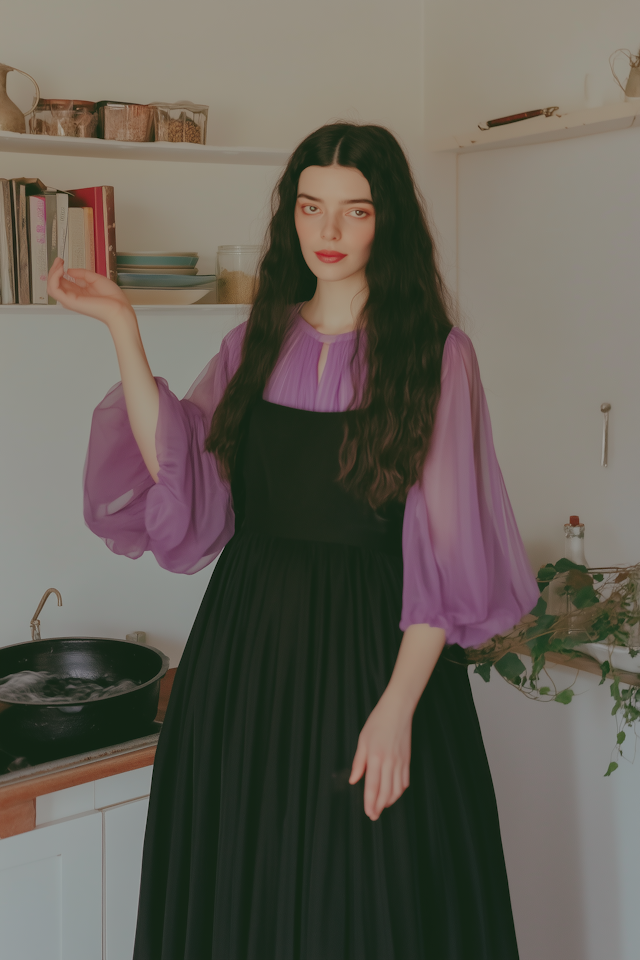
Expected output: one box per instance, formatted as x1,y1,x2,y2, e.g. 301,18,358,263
116,252,217,305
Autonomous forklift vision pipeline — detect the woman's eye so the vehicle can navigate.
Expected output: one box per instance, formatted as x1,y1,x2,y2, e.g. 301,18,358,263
349,209,368,218
302,205,319,214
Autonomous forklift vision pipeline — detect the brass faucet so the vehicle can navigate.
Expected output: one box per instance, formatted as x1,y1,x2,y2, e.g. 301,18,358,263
30,588,62,641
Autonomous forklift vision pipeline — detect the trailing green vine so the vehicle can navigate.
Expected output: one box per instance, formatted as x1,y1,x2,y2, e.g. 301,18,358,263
465,560,640,775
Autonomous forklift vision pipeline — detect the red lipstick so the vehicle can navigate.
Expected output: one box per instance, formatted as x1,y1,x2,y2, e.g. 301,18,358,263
315,250,347,263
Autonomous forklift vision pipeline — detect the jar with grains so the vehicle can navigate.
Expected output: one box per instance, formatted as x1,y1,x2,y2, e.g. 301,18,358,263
217,246,261,304
29,100,98,138
150,101,208,144
95,101,153,142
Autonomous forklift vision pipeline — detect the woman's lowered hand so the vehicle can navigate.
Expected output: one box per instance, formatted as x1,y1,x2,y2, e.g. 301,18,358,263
349,624,446,820
348,692,413,821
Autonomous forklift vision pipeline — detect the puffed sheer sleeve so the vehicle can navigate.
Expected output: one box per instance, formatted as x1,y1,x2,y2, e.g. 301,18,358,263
83,324,246,574
400,327,538,647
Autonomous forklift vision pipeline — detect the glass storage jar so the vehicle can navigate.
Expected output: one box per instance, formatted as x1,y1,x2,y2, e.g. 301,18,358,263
96,101,153,142
150,101,208,144
29,99,98,137
217,246,261,304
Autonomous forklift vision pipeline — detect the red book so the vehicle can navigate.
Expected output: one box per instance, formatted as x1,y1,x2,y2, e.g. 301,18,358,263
68,186,117,282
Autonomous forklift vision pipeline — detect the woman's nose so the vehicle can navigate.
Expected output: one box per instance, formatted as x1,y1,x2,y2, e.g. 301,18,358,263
320,213,341,241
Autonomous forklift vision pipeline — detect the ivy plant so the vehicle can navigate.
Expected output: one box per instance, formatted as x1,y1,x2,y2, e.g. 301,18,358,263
464,560,640,775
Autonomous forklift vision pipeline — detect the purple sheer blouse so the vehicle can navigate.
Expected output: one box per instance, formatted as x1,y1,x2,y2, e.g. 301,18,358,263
83,311,538,648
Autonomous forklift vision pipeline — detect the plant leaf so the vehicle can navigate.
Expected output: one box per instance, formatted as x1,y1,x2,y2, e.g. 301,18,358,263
565,569,594,592
554,688,575,705
617,731,626,745
572,586,600,609
604,762,619,777
539,686,551,696
555,558,587,574
599,661,610,685
474,662,492,683
495,653,526,682
530,596,547,617
537,563,558,585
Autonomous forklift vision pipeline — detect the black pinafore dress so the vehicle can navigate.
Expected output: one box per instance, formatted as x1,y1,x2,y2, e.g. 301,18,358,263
133,399,520,960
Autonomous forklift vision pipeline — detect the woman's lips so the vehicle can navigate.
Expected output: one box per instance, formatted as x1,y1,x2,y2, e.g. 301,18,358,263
315,250,347,263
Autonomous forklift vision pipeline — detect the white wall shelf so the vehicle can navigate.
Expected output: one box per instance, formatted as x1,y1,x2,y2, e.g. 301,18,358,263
0,129,289,166
436,100,640,154
0,303,251,317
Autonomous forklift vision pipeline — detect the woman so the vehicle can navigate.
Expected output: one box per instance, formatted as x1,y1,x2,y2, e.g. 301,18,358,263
48,122,538,960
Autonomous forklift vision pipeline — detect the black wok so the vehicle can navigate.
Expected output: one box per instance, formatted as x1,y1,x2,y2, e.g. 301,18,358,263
0,636,170,763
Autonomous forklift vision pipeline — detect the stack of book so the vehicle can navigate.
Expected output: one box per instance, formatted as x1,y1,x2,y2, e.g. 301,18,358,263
0,178,116,305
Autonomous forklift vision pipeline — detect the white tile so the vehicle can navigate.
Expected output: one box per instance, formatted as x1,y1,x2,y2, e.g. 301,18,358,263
94,765,153,809
36,781,95,825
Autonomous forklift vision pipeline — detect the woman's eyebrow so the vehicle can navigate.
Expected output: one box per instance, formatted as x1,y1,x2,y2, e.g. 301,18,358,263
297,193,374,205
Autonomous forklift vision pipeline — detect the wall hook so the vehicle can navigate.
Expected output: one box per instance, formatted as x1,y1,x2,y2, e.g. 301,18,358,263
600,403,611,467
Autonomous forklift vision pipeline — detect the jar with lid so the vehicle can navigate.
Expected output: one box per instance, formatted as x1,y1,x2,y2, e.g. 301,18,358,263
149,101,208,144
217,246,261,304
95,101,153,142
29,99,98,138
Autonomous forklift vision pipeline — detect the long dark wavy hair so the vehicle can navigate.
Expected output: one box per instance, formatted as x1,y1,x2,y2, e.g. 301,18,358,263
205,122,455,508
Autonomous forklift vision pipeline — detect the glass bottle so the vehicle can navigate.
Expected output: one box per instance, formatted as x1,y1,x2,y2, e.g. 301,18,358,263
564,515,589,567
546,515,589,617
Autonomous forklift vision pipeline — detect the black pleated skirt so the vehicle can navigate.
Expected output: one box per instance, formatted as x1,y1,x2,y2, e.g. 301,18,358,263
133,401,519,960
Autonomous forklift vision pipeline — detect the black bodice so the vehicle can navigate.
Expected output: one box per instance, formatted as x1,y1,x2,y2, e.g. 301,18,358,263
233,399,404,556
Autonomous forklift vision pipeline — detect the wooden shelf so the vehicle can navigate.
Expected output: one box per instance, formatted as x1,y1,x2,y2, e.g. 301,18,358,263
0,129,289,166
0,303,251,318
436,101,640,154
513,643,640,687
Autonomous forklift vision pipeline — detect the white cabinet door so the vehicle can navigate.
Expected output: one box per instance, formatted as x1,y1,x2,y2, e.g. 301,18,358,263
104,797,149,960
0,812,102,960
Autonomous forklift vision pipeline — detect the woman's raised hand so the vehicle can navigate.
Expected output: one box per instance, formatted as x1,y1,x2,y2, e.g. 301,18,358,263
47,257,134,326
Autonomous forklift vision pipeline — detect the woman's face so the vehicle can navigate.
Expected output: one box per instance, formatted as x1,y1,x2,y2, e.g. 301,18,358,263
294,164,375,283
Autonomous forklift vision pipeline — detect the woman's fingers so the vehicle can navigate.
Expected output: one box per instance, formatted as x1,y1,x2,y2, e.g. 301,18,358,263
363,754,382,820
348,741,366,784
388,764,404,807
373,758,394,818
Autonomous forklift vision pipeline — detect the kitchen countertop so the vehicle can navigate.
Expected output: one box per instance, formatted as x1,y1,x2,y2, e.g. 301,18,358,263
0,668,176,838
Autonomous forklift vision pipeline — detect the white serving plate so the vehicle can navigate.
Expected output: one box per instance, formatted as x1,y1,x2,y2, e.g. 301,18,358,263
123,289,212,306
